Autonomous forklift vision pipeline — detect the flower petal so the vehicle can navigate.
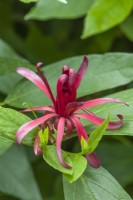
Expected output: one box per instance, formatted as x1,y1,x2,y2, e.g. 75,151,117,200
75,56,88,89
62,65,70,75
16,113,57,144
65,118,73,135
21,106,55,113
34,134,42,155
66,98,127,114
86,152,100,168
68,68,77,102
74,113,123,130
16,67,53,102
56,74,68,116
36,63,56,105
56,117,72,168
70,115,88,140
70,116,100,168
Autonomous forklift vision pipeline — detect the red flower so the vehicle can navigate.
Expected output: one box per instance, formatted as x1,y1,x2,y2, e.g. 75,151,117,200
16,56,125,168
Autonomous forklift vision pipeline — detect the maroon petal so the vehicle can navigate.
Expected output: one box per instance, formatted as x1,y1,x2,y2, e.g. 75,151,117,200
75,56,88,89
16,67,54,102
68,68,77,102
21,106,55,113
36,63,56,105
86,152,100,168
62,65,70,75
70,116,100,168
66,98,127,114
56,74,68,116
65,118,73,135
56,117,72,168
70,115,88,140
65,102,83,115
74,113,123,130
34,134,42,155
16,113,57,144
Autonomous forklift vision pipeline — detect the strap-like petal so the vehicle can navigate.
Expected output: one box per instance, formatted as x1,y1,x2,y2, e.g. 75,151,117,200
56,117,72,168
16,113,57,144
74,113,123,129
36,63,56,105
16,67,54,102
34,134,42,155
68,68,77,102
86,152,100,168
70,116,100,168
21,106,55,113
65,119,73,135
56,74,68,116
66,98,127,114
70,115,88,140
75,56,88,89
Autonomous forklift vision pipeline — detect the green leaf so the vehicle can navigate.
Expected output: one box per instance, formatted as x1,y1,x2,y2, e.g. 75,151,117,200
81,137,88,154
20,0,38,3
81,114,110,154
120,14,133,42
82,0,133,38
0,39,33,75
25,0,94,20
87,114,110,152
39,128,49,147
98,142,133,187
63,165,132,200
43,145,87,182
83,88,133,136
63,153,87,183
43,145,73,175
0,73,21,95
0,39,34,94
5,53,133,108
0,135,13,156
0,145,42,200
0,107,38,148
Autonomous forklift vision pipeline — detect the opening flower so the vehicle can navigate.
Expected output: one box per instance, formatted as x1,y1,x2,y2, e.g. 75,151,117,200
16,56,125,169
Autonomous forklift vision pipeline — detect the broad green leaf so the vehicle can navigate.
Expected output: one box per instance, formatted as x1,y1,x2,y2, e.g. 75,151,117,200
0,39,34,94
63,165,132,200
98,142,133,187
20,0,38,3
0,107,38,147
0,135,13,155
0,39,33,75
81,114,110,154
43,145,73,175
0,145,42,200
0,73,21,94
82,88,133,136
120,14,133,42
63,153,87,183
25,0,94,20
82,0,133,38
43,145,87,182
5,53,133,108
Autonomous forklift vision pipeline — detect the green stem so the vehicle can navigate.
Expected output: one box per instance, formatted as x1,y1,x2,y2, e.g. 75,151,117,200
23,102,38,119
